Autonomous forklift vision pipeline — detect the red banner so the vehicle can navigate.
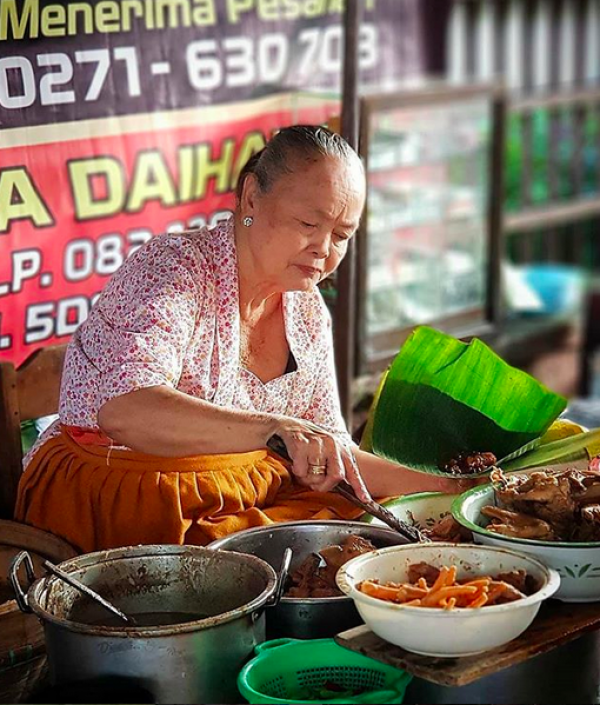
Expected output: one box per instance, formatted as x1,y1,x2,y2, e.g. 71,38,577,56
0,0,423,365
0,95,340,364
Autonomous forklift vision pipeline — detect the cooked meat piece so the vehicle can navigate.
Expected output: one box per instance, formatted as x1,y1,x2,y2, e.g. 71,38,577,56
491,469,579,539
482,505,556,540
581,504,600,524
577,504,600,541
423,514,473,543
490,467,509,488
490,468,600,541
568,469,600,505
320,535,377,572
286,553,322,598
441,452,497,475
494,569,527,593
317,546,345,572
494,570,540,596
486,580,526,605
301,584,340,599
285,535,377,598
407,562,440,587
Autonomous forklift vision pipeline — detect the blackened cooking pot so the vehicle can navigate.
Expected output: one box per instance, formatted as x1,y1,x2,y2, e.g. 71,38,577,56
10,544,281,704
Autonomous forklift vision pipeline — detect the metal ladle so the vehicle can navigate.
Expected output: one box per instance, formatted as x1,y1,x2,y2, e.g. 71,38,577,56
43,560,134,625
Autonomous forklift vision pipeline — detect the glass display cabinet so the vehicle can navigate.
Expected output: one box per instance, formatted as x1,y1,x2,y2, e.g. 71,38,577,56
355,83,505,373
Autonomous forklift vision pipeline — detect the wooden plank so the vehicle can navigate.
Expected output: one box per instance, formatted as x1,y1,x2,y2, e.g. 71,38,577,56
334,0,361,422
335,600,600,687
17,344,66,422
505,197,600,233
0,345,66,519
0,362,22,520
511,85,600,112
486,92,507,325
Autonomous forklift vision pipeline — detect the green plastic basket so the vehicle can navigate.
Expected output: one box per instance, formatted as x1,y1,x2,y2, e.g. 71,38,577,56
237,638,412,704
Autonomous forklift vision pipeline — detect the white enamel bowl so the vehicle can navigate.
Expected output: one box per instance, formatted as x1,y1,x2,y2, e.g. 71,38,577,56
336,543,560,658
360,492,459,531
453,484,600,602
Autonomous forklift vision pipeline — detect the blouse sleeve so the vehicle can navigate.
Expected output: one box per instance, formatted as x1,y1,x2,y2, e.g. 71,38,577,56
302,303,354,448
78,235,205,413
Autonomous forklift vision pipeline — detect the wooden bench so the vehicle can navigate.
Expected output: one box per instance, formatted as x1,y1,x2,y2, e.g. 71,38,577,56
0,345,67,519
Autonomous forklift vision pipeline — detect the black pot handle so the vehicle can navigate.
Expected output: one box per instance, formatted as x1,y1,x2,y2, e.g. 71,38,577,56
267,547,293,608
10,551,36,614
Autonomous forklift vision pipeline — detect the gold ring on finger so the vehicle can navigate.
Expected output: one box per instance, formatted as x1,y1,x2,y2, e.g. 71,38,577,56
308,463,327,476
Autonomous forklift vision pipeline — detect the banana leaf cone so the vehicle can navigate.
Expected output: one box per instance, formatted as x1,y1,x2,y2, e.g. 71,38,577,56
371,326,568,477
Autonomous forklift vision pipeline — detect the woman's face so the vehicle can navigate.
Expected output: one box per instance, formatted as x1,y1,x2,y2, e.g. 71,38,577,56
241,154,366,292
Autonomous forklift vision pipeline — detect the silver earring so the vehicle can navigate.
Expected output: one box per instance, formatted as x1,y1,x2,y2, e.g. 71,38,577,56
243,216,253,227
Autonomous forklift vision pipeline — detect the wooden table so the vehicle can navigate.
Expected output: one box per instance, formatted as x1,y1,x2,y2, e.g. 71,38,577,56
335,600,600,704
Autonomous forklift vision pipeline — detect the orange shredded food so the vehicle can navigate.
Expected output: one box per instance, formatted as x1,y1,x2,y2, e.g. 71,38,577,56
358,565,523,610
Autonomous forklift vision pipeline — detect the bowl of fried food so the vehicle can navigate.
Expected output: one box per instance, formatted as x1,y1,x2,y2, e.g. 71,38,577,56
336,543,559,657
453,460,600,601
361,492,472,543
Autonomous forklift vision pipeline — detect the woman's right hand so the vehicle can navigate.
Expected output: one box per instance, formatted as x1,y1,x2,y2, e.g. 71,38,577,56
269,416,371,503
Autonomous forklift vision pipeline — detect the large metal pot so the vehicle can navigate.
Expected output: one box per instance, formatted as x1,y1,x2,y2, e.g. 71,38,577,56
209,520,407,639
10,544,279,704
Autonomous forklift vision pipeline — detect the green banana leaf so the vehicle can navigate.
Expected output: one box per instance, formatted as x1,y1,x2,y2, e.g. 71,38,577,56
372,326,567,476
359,368,389,453
501,429,600,471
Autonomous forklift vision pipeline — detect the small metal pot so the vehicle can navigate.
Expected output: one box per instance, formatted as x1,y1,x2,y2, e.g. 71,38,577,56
208,520,407,639
10,544,284,704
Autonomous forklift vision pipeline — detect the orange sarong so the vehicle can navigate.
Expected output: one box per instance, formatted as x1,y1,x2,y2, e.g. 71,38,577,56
15,429,362,553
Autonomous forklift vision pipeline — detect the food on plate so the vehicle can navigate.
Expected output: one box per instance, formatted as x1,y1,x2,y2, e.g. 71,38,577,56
483,465,600,541
358,562,537,610
441,451,497,475
481,506,556,540
285,535,377,598
420,513,473,543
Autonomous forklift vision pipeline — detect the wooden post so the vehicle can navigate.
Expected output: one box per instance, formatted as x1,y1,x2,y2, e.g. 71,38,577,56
0,363,21,519
335,0,362,424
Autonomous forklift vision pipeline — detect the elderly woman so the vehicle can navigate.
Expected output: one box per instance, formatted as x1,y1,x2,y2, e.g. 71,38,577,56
16,126,462,553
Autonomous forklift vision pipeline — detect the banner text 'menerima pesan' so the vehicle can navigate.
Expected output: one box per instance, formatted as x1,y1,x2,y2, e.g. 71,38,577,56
0,0,377,40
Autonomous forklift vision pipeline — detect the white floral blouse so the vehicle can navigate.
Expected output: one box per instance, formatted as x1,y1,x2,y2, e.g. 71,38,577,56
32,217,351,458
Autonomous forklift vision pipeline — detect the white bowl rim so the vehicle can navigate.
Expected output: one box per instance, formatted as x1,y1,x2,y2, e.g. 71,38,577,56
453,485,600,549
336,542,561,616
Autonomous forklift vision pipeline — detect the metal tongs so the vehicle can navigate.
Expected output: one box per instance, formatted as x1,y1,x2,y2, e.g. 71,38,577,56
333,480,426,543
267,435,426,543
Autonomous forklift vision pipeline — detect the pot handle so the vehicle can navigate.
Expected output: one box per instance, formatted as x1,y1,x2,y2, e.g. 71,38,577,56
10,551,36,614
266,547,292,609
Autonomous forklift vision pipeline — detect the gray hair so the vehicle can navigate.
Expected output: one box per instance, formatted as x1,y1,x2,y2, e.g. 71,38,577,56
236,125,363,201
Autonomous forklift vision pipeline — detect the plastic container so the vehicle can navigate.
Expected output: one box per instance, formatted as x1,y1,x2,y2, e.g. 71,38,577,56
522,264,585,314
237,638,412,704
